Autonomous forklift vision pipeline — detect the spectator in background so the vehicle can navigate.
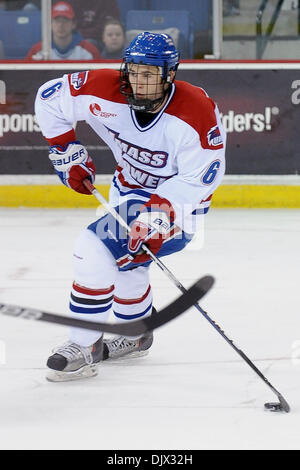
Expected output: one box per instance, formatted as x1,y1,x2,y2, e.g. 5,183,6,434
26,1,102,60
100,17,125,59
67,0,121,47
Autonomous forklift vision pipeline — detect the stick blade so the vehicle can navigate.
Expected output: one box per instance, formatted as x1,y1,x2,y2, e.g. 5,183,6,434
278,394,290,413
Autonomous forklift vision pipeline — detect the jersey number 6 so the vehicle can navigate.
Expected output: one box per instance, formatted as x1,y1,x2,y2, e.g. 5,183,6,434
202,160,221,185
41,82,62,100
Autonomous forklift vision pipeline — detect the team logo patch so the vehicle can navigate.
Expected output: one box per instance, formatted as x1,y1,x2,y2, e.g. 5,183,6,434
70,71,88,90
89,103,117,118
207,125,223,147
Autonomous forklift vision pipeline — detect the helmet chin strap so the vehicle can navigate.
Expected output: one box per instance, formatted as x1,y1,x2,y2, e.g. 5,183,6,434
128,95,165,112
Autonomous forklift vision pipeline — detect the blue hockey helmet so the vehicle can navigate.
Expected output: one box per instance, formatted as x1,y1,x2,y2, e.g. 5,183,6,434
123,31,179,79
120,31,179,112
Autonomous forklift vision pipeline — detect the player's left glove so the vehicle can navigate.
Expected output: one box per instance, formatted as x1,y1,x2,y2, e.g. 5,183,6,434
48,141,96,195
128,195,175,263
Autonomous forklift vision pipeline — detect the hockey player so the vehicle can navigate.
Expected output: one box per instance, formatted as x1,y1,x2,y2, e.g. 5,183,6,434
35,32,226,382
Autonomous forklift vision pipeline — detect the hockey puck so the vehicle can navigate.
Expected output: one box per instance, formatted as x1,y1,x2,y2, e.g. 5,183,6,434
264,402,283,412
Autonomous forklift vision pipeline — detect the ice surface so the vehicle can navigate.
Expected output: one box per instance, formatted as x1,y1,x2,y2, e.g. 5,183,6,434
0,208,299,450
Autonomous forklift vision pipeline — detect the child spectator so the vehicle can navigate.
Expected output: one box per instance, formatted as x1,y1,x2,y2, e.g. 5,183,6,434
67,0,121,46
100,17,125,59
26,1,102,60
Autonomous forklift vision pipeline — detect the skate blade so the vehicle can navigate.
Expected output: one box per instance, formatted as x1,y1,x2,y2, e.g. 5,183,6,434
46,364,99,382
105,350,149,362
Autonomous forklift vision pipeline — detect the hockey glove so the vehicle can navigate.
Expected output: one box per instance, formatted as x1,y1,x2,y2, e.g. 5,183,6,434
128,195,175,263
48,141,96,195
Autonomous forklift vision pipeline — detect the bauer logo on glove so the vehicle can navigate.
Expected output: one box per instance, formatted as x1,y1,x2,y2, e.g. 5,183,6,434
50,147,86,168
49,141,96,194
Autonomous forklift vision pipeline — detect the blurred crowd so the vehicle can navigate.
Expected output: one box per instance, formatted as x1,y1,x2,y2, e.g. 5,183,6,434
0,0,126,60
0,0,216,61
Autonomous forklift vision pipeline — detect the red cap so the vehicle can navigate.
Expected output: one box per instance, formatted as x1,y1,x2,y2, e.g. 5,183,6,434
52,2,75,20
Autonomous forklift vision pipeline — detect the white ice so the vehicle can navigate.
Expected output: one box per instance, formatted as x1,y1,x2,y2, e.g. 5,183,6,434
0,207,299,450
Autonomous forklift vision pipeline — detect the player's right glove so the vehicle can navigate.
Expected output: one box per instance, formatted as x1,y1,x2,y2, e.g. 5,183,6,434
48,141,96,195
128,194,175,263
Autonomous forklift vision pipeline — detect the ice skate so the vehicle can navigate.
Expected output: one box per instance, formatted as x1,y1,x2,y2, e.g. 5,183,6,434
103,331,153,360
103,307,156,360
46,336,103,382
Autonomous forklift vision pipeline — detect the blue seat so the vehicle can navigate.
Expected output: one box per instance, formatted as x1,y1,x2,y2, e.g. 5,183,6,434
147,0,211,33
117,0,147,25
0,10,41,59
125,10,193,58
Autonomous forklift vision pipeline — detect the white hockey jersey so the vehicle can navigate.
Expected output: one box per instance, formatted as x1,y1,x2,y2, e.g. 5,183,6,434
35,69,226,233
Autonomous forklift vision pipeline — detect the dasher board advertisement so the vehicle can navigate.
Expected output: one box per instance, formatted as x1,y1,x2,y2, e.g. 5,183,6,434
0,67,299,175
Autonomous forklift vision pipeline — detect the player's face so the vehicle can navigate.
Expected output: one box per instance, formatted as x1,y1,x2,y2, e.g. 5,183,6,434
128,64,164,103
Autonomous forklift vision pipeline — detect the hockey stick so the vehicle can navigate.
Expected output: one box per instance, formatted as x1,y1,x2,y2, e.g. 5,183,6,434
85,179,290,413
0,276,213,336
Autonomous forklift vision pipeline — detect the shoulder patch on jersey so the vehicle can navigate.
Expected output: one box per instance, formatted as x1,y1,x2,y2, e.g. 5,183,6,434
67,69,127,104
70,71,88,90
207,125,223,147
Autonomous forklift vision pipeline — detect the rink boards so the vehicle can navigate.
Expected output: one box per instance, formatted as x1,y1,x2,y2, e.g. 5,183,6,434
0,175,299,208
